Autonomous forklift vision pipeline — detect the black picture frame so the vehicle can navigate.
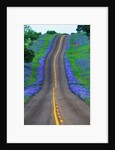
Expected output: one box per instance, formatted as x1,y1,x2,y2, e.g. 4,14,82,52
0,0,111,148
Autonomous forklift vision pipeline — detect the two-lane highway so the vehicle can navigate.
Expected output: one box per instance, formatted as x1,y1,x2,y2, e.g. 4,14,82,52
24,35,90,125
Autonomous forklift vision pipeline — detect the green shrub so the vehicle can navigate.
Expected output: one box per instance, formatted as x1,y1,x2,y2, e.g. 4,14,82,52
47,30,57,34
24,30,41,42
76,25,90,37
24,49,35,63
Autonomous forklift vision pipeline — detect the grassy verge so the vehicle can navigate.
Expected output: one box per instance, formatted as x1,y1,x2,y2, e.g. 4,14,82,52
66,32,90,103
24,95,31,104
85,98,90,105
66,44,90,89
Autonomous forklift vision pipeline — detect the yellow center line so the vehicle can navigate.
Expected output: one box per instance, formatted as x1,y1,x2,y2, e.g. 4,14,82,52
53,87,59,125
52,35,65,125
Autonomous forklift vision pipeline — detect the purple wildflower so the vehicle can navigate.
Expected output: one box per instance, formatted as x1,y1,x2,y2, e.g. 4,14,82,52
64,51,90,101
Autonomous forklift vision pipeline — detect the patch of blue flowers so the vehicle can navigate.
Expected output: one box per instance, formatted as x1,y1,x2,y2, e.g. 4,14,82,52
24,36,56,97
76,59,90,82
69,84,90,100
74,34,89,46
66,34,72,50
24,63,32,83
28,34,49,54
28,40,44,54
24,86,42,96
64,57,79,85
64,56,90,101
76,59,90,71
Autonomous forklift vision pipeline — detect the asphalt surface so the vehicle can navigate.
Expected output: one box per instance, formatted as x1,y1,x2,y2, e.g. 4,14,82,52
24,35,90,125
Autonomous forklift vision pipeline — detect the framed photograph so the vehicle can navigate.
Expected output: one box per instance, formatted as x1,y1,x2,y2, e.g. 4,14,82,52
2,5,109,146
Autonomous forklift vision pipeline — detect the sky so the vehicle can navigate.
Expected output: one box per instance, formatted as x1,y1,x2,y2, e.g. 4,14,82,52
29,25,78,34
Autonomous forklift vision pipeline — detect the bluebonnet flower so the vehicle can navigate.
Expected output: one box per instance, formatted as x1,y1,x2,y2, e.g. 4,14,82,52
28,40,44,54
76,59,90,71
66,34,72,50
24,86,42,96
69,84,90,100
64,57,79,85
24,63,32,83
74,34,89,47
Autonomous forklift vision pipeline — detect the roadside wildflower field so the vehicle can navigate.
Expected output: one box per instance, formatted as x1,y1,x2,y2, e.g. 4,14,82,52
64,32,90,104
24,34,56,103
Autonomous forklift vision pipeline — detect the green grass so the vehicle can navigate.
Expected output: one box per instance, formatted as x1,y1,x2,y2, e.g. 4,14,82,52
24,95,31,104
66,32,90,103
25,34,56,87
24,38,32,48
85,98,90,105
66,44,90,89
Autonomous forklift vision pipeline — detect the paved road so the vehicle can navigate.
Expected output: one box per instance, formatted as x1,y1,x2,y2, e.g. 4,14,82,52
24,35,90,125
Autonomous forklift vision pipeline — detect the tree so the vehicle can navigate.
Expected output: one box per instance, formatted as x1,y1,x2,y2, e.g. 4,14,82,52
76,25,84,32
24,49,35,63
24,25,41,63
24,29,41,42
76,25,90,37
82,25,90,36
24,25,31,32
47,30,56,34
24,25,42,42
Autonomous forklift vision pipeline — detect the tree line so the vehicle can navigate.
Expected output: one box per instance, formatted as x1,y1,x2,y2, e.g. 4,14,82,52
76,25,90,37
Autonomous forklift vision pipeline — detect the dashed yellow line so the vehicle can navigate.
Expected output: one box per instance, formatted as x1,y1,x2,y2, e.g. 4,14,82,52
60,120,64,123
52,35,65,125
52,87,59,125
